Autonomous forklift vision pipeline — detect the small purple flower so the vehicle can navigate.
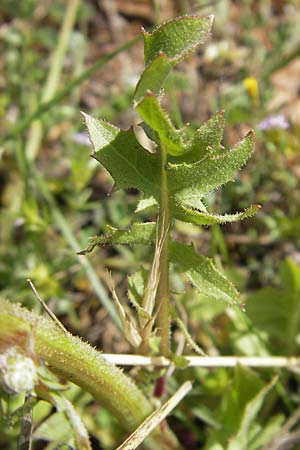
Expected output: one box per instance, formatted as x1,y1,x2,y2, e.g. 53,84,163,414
257,114,289,131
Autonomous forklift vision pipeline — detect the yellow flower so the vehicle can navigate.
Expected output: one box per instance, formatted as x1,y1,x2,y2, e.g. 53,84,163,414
243,77,259,103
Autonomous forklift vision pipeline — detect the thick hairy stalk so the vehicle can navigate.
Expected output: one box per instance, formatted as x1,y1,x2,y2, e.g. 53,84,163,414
0,299,178,449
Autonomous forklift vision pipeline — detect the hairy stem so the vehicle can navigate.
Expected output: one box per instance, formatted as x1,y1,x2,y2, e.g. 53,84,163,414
156,142,170,356
0,299,178,449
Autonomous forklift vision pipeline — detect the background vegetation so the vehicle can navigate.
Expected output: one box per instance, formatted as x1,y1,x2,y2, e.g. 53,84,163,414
1,0,300,449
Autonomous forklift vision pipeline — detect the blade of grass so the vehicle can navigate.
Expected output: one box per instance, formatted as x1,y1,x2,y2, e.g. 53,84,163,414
262,44,300,80
25,0,81,160
30,162,121,329
14,131,120,327
11,0,125,327
5,35,141,143
116,381,192,450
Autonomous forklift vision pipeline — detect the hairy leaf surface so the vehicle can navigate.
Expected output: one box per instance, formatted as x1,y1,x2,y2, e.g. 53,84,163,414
82,14,258,316
143,15,213,65
134,15,213,155
83,113,160,198
135,92,185,156
79,222,156,254
170,241,239,306
168,131,254,198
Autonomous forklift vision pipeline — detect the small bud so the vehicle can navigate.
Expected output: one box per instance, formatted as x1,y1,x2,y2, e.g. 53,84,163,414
0,347,37,394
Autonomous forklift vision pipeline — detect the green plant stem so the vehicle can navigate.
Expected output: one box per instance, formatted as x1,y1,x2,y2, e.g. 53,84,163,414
156,142,170,356
0,298,148,427
5,35,140,143
0,299,177,450
25,0,81,161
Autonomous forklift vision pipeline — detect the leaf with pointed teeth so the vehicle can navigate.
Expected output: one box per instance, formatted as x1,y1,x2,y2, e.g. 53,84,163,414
83,113,160,197
174,204,261,226
168,131,254,199
170,111,225,164
78,223,156,255
170,241,239,306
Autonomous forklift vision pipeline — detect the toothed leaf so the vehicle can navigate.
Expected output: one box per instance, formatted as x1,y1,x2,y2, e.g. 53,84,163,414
83,113,160,197
169,131,254,199
174,204,260,226
78,222,156,254
170,241,239,306
171,111,225,164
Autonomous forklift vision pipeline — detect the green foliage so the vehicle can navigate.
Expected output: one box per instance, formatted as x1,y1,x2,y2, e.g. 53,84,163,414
83,14,257,317
205,366,278,450
247,258,300,355
3,3,300,449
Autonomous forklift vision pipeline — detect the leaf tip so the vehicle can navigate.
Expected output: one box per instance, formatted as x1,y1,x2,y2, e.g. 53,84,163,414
252,204,262,214
141,25,150,37
246,129,255,141
80,110,89,122
208,14,215,26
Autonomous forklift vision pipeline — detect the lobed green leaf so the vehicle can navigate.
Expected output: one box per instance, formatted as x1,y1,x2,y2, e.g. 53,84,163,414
168,131,255,198
83,113,160,197
84,110,256,229
170,111,225,164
